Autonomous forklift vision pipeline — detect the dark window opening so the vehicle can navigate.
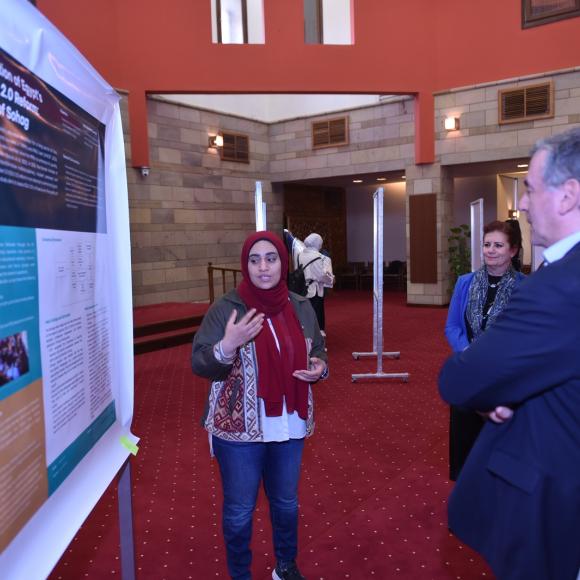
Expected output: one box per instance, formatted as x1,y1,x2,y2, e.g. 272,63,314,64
221,132,250,163
216,0,248,44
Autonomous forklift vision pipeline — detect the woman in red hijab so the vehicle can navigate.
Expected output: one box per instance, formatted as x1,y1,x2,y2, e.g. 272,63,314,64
192,231,327,580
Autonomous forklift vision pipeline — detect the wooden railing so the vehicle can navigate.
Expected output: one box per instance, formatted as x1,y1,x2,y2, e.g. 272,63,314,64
207,262,242,303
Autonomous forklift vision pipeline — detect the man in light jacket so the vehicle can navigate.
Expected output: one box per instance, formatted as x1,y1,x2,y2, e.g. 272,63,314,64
299,233,334,336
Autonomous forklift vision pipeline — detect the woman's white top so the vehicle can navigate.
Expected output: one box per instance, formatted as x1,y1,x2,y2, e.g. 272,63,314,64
260,318,307,442
299,247,334,298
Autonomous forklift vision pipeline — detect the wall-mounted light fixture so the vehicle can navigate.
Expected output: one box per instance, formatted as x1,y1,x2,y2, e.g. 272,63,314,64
140,166,150,177
444,116,460,131
208,134,224,148
508,209,520,219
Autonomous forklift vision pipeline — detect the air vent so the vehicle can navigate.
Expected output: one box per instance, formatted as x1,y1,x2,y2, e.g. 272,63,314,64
499,82,553,124
221,132,249,163
312,117,349,149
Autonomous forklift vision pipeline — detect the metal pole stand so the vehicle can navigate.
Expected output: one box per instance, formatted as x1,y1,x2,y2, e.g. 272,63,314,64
352,352,401,360
352,188,410,383
255,181,267,231
118,459,136,580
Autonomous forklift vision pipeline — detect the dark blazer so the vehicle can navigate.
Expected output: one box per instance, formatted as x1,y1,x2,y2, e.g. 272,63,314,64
439,242,580,580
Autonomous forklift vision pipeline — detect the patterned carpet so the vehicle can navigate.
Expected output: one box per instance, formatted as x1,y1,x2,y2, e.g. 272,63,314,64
49,290,493,579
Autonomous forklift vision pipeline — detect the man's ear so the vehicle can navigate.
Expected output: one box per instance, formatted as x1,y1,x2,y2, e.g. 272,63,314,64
559,178,580,214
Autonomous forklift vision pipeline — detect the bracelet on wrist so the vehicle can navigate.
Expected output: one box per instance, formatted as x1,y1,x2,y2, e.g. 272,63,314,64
215,340,236,364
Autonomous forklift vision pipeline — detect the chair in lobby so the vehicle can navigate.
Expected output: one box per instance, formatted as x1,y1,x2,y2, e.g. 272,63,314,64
383,260,406,290
335,262,364,290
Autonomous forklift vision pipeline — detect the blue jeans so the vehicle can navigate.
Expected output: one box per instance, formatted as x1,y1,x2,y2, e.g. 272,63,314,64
212,436,305,580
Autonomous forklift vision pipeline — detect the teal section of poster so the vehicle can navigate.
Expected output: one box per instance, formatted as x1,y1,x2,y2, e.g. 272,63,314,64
47,401,116,494
0,226,41,402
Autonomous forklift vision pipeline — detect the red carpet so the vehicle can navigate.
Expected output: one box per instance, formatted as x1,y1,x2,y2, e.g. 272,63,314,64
49,291,493,580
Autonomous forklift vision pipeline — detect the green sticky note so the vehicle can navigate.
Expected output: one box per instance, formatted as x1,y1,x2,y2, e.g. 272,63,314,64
120,435,139,456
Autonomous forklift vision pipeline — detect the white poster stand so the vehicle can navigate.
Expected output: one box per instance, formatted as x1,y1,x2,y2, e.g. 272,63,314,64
255,181,266,231
352,189,409,383
470,198,484,272
0,2,137,578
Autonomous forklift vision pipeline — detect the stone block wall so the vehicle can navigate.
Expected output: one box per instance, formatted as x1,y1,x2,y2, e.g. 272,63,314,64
122,97,280,306
410,67,580,306
268,98,415,183
404,162,453,306
118,68,580,307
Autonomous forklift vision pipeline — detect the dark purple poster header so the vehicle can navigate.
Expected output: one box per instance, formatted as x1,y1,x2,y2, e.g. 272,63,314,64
0,47,106,233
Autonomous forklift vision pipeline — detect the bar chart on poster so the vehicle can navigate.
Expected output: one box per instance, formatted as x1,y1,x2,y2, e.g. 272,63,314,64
0,2,135,578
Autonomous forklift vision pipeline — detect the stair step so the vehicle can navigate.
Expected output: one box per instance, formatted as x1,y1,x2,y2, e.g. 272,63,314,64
133,314,205,338
134,326,199,355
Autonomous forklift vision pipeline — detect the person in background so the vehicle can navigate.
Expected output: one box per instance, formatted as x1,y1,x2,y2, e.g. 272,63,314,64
439,127,580,580
192,231,328,580
444,220,525,480
505,218,524,271
299,233,334,337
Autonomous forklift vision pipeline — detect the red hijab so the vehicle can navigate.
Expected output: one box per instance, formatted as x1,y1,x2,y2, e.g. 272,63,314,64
237,232,309,419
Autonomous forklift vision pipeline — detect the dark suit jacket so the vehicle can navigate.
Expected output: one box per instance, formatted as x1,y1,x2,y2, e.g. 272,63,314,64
439,242,580,580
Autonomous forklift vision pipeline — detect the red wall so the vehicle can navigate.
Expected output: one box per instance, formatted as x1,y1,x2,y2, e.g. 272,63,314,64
37,0,580,166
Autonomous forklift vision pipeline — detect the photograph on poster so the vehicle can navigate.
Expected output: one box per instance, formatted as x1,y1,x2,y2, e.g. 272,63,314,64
0,331,30,387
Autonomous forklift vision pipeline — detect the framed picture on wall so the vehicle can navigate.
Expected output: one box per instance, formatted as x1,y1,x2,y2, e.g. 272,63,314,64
522,0,580,28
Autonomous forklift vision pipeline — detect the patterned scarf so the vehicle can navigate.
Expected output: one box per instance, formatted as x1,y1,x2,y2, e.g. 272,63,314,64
465,265,518,342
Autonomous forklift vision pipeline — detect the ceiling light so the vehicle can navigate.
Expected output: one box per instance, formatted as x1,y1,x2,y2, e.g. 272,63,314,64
517,163,528,168
376,177,386,181
401,176,406,180
353,179,363,183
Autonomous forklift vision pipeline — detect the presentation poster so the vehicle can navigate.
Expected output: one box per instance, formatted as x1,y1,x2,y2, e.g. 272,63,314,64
0,2,135,578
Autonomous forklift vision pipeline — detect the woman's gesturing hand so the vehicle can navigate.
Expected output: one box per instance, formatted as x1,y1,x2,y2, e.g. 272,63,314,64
292,357,327,383
221,308,265,357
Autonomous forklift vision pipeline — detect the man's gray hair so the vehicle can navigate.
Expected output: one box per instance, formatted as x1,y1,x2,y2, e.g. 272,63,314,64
531,127,580,188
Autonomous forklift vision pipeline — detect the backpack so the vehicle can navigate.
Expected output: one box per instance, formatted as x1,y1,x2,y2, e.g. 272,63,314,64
287,257,321,296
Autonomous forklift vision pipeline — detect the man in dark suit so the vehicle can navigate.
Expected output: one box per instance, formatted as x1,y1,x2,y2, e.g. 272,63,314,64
439,127,580,580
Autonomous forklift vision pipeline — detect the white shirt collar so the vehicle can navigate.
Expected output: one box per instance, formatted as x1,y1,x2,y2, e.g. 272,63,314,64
543,230,580,264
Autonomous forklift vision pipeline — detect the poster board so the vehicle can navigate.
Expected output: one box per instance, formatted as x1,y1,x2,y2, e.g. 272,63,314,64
0,1,136,578
254,181,266,231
